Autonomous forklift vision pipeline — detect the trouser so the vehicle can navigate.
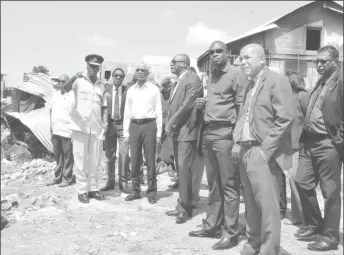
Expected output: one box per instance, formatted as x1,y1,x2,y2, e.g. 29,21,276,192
279,171,287,217
173,139,197,213
129,120,157,197
104,122,129,186
296,136,342,245
51,134,74,183
287,150,303,225
203,137,240,239
190,153,205,206
72,131,102,194
240,145,281,255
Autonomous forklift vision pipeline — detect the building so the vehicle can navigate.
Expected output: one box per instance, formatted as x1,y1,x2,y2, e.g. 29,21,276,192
197,0,343,89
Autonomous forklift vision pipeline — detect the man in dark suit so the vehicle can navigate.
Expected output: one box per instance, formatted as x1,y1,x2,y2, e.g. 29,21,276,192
232,43,295,255
165,54,203,224
295,45,343,252
101,68,130,194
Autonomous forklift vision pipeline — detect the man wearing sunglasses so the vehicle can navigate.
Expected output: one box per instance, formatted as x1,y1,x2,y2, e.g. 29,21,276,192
62,54,108,203
295,45,343,252
188,41,245,250
46,74,75,188
101,68,130,194
123,62,162,204
164,54,203,224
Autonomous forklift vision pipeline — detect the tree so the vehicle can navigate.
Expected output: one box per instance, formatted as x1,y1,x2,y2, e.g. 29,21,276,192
32,65,49,75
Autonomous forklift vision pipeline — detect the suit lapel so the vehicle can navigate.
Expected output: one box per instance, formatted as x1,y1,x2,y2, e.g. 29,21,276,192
170,71,190,102
321,71,340,108
249,69,268,124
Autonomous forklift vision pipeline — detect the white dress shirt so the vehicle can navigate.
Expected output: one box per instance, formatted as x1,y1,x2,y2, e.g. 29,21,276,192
123,81,162,138
170,70,188,101
111,85,122,119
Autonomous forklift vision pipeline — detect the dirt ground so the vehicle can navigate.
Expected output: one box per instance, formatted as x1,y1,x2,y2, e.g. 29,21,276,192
1,156,343,255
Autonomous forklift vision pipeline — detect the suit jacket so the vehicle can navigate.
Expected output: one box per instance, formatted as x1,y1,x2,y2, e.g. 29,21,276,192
239,67,295,170
168,70,203,142
106,84,127,123
300,70,343,160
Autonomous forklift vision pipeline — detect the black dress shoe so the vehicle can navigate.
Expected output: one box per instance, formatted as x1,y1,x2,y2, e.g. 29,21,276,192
294,227,317,241
100,182,115,191
168,181,179,189
148,196,157,204
212,237,238,250
58,181,73,188
125,193,141,201
308,238,338,251
46,180,61,186
78,193,89,203
175,212,189,224
189,229,221,238
119,185,131,194
165,209,180,216
88,191,105,200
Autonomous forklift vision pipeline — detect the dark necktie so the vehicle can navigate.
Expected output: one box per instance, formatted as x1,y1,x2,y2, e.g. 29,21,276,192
233,81,255,142
113,87,120,120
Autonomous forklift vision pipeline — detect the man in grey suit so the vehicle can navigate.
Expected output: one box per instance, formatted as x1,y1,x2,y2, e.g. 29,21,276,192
232,44,295,255
165,54,203,224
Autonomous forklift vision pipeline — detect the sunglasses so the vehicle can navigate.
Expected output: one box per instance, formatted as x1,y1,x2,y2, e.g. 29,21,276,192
113,74,124,78
170,60,186,65
313,59,332,65
135,68,146,72
209,49,224,55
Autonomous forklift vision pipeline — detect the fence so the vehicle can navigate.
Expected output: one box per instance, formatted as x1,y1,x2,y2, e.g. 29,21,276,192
200,53,343,90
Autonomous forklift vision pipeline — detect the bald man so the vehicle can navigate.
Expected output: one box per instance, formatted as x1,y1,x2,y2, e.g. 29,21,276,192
123,62,162,204
232,44,294,255
188,41,246,250
46,74,75,187
165,54,203,224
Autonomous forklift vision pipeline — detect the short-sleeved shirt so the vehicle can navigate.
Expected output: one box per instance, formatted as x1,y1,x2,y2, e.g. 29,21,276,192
70,76,107,135
50,90,74,138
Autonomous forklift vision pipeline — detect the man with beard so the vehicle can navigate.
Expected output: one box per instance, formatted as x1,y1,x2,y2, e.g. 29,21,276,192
188,41,244,250
101,68,130,194
295,45,343,252
63,54,108,203
232,44,294,255
46,74,74,187
165,54,203,224
123,62,162,204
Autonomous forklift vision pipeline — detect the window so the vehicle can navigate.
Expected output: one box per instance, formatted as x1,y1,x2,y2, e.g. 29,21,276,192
306,27,321,51
104,70,111,80
285,59,307,76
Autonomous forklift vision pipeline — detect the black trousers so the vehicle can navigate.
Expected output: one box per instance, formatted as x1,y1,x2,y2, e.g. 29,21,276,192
202,126,240,240
279,171,287,217
129,120,157,197
51,134,73,183
296,136,342,245
104,122,130,185
173,139,197,213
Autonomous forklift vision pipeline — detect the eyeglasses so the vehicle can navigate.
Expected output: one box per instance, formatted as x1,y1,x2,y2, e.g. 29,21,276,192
170,60,186,65
209,49,224,55
313,59,332,65
113,74,124,78
135,68,146,72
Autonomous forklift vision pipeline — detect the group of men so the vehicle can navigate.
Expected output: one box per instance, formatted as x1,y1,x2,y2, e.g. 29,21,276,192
47,40,342,254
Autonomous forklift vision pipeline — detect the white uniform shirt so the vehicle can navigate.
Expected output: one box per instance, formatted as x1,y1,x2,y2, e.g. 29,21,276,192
123,82,162,138
50,90,74,138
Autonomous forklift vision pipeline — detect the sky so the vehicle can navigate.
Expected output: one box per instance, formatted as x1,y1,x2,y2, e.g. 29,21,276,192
1,1,316,85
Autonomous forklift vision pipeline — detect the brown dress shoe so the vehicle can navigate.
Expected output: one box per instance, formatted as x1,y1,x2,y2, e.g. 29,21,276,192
308,237,338,251
88,191,105,200
212,237,238,250
294,226,317,241
78,193,89,203
125,193,141,201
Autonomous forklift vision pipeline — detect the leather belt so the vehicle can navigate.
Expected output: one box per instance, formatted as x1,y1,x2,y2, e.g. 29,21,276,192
238,140,261,150
109,119,122,125
131,118,155,125
204,122,235,129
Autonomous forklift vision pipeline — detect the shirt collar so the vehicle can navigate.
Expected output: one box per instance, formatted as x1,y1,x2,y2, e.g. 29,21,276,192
134,82,149,89
212,61,231,74
252,68,265,83
178,70,188,80
113,84,122,90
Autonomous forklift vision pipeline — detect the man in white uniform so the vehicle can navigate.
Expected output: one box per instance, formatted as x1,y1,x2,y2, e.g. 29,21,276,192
63,54,108,203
